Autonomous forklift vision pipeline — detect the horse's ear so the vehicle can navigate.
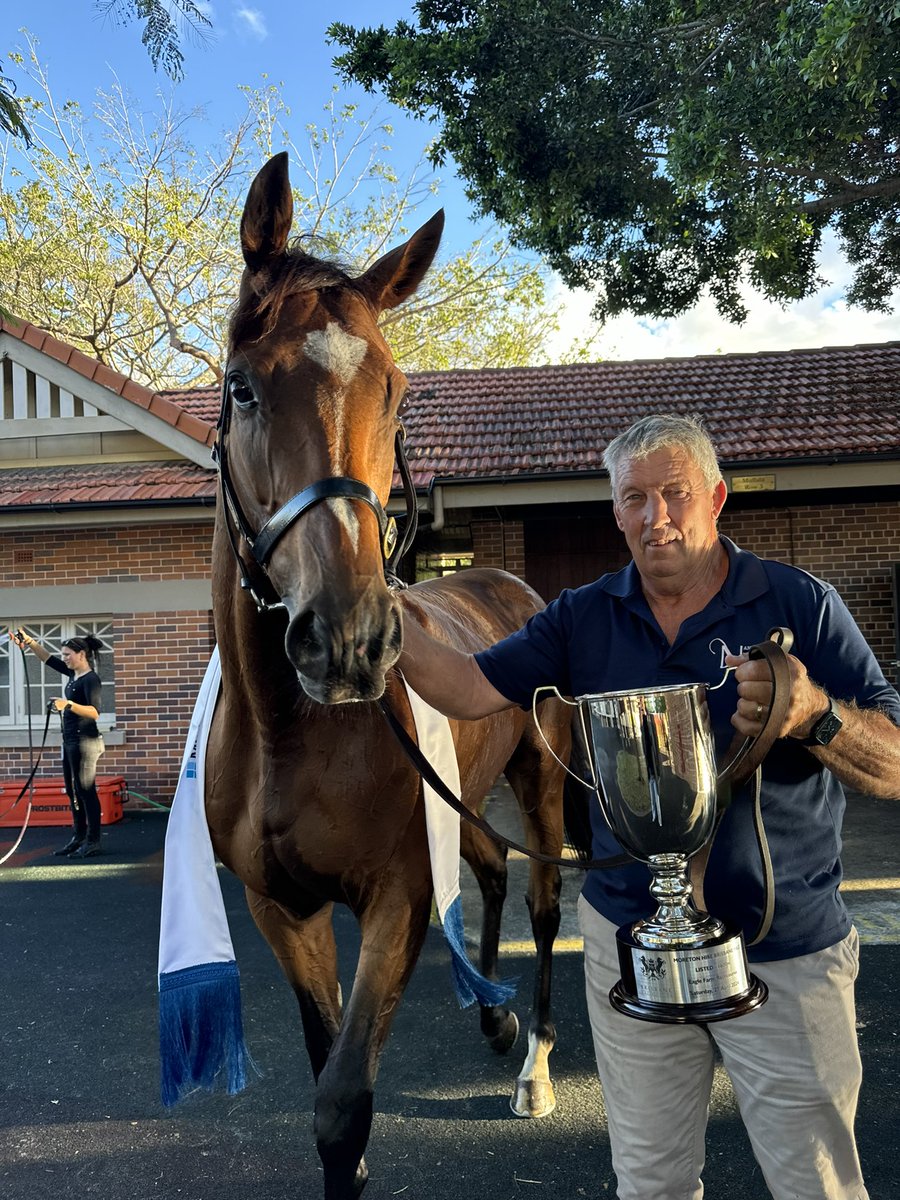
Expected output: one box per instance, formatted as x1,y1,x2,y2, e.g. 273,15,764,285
240,152,294,272
357,210,445,312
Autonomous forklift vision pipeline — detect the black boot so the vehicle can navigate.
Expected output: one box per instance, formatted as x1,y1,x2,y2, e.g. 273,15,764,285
73,839,101,858
53,834,84,857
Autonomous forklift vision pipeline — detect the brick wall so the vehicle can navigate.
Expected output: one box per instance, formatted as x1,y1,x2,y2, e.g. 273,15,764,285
3,523,212,586
465,504,900,673
471,519,525,577
1,522,215,805
2,497,897,813
104,609,216,803
720,500,900,671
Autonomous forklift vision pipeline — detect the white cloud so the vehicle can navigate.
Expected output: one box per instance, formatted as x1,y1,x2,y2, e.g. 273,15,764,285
547,233,900,362
233,6,268,40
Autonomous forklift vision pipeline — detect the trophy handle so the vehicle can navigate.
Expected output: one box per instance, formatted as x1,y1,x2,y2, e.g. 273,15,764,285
531,686,599,789
717,627,794,791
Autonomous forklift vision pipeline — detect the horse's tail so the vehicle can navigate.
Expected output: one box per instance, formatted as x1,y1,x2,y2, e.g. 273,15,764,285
562,715,595,864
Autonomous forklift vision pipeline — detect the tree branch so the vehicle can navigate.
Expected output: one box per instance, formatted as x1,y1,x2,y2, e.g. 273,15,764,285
799,176,900,214
139,265,223,380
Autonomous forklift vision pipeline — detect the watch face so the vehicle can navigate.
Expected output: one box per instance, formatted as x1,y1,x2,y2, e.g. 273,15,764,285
814,710,842,745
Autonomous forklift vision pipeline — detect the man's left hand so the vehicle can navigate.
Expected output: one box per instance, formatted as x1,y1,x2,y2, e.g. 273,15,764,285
725,652,830,740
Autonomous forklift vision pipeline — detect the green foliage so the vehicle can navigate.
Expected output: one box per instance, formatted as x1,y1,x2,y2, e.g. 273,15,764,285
2,4,212,140
331,0,900,321
0,41,583,390
94,1,212,81
0,64,30,144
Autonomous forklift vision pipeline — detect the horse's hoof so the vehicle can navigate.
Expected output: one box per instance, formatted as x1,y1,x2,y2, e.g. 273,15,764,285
352,1159,369,1198
488,1009,520,1055
324,1156,368,1200
510,1077,556,1119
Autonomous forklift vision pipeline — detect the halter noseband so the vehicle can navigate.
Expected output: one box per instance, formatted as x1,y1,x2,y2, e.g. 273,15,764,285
213,374,419,612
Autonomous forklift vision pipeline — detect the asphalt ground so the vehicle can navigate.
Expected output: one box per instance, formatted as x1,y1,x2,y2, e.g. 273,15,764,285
1,790,898,1200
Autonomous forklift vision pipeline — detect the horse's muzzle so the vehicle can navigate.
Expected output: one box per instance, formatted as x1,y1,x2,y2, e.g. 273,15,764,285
284,590,402,704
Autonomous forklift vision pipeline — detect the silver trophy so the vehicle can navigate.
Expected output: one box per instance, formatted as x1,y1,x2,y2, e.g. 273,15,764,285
577,682,767,1022
534,631,791,1024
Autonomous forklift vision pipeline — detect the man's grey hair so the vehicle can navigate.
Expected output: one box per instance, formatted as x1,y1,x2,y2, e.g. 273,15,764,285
602,414,723,497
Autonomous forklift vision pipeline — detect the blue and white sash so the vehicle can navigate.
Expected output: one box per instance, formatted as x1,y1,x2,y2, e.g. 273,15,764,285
158,651,514,1105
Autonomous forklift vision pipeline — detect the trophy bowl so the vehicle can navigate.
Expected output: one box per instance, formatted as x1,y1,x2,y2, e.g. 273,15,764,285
577,683,768,1024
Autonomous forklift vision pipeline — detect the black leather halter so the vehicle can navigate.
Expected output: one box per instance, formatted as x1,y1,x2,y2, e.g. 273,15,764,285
212,374,419,611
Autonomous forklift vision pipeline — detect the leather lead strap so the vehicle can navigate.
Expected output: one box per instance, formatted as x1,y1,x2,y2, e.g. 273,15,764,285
378,696,632,872
717,631,793,791
689,629,792,943
747,770,776,945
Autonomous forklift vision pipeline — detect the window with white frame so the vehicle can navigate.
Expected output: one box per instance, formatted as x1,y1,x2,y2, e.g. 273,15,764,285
0,619,116,728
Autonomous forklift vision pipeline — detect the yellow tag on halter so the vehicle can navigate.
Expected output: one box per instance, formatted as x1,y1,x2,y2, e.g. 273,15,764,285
383,517,398,560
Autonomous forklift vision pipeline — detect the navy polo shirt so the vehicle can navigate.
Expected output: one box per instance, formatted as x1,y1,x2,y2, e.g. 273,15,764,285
475,537,900,962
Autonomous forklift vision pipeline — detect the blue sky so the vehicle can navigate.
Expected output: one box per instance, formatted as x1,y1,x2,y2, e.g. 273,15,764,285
3,2,482,238
3,1,897,359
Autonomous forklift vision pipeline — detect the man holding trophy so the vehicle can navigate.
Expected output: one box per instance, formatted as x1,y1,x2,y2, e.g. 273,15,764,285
398,414,900,1200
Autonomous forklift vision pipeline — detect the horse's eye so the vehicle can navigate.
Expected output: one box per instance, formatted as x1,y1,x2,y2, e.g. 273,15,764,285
228,376,257,410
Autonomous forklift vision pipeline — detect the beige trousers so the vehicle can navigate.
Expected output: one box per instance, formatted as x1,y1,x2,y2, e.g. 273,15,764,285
578,896,869,1200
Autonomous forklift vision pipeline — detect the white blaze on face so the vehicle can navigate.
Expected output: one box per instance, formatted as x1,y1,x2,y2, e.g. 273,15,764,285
302,321,369,552
303,322,368,386
328,497,360,552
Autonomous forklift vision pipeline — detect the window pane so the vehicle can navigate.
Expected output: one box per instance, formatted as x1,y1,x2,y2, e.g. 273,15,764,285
415,551,474,582
4,619,117,726
26,623,63,717
0,640,9,718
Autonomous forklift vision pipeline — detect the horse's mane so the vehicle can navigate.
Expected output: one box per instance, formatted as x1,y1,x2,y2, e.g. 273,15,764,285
229,237,364,344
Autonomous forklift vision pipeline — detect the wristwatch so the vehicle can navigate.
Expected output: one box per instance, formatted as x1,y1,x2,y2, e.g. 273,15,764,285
64,701,73,712
801,696,843,746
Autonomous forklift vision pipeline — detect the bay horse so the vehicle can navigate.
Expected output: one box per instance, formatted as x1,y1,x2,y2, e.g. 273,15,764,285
205,151,572,1200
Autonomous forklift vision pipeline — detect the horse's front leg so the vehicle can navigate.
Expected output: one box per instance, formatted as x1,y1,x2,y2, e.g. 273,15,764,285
314,854,433,1200
245,889,343,1081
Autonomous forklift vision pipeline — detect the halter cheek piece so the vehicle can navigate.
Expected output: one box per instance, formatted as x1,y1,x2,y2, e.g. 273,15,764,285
213,374,417,612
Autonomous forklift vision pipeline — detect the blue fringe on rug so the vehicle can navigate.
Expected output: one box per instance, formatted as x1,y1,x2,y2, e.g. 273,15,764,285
159,960,256,1106
442,895,518,1008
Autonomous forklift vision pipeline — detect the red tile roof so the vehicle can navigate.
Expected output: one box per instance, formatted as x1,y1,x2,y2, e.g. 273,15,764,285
0,316,216,449
0,462,216,508
163,341,900,487
2,334,898,511
163,387,219,424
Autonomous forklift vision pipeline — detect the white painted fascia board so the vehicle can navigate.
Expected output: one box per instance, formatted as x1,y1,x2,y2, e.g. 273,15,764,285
5,416,132,435
433,460,899,509
0,506,215,530
0,336,211,466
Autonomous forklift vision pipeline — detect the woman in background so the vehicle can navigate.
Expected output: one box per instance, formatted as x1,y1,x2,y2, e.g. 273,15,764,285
10,628,106,857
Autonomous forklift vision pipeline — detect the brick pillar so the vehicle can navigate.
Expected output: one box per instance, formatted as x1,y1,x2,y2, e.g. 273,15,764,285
471,519,525,579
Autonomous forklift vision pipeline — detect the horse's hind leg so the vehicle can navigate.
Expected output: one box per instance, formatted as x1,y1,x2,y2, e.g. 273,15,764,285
504,723,568,1120
460,822,521,1053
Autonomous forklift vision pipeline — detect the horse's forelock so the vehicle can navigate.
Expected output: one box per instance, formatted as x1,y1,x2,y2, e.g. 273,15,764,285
229,240,365,347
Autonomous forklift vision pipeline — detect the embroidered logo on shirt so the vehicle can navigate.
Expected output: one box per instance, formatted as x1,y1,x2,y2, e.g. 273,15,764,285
709,637,753,668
